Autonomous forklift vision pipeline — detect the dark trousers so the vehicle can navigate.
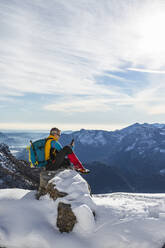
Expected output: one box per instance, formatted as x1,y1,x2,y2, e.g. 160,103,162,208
46,146,73,171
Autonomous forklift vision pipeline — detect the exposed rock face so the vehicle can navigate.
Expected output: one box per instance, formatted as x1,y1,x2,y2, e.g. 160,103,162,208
0,143,40,189
37,169,68,199
46,183,68,200
38,168,96,233
57,202,77,233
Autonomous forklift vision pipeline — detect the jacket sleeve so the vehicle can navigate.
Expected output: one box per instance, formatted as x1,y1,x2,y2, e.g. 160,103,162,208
51,140,63,151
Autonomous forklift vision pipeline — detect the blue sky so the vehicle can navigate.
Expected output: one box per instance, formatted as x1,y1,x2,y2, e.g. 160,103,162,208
1,0,165,131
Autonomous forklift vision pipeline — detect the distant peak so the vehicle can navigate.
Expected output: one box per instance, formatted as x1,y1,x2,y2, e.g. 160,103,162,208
132,122,140,127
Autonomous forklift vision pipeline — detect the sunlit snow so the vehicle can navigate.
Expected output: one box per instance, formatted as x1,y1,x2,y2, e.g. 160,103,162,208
1,189,165,247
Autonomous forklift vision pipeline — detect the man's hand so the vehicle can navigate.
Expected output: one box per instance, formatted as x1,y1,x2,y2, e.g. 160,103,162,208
70,139,75,147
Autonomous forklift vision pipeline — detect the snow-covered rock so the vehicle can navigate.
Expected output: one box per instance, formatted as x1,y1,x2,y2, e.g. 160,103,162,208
38,169,96,233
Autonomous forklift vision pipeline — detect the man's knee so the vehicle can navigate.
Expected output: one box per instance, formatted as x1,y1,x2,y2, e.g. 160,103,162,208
63,145,72,154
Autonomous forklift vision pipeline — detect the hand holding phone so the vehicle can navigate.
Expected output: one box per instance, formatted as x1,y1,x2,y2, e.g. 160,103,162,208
70,139,75,147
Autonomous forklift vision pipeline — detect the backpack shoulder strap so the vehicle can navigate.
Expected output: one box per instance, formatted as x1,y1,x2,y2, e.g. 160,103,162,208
45,137,55,161
45,137,54,142
30,140,39,166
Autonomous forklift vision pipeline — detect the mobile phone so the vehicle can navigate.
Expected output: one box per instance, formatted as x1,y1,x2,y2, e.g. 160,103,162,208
70,139,74,146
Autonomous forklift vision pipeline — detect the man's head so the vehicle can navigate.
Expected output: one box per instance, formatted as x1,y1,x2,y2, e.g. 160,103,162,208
50,127,61,140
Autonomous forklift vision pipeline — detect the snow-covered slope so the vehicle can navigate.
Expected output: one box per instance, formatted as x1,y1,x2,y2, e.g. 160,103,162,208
0,143,39,189
0,188,165,248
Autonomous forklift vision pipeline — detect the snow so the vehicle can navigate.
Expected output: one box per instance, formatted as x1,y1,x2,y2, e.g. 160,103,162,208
49,170,96,212
152,124,165,128
10,149,20,155
160,169,165,175
78,132,94,145
73,204,95,234
78,131,107,146
94,132,107,145
116,134,124,142
1,187,165,248
0,188,29,200
125,143,136,151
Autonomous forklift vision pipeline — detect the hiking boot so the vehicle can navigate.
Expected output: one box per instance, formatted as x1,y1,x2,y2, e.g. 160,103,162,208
75,168,90,174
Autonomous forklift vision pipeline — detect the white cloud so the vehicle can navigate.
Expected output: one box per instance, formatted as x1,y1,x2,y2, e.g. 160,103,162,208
44,97,112,113
1,0,165,120
44,92,136,113
1,1,165,92
148,105,165,115
129,80,165,116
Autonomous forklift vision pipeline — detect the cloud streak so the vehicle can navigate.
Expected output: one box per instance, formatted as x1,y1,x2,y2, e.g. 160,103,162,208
1,0,165,127
128,68,165,74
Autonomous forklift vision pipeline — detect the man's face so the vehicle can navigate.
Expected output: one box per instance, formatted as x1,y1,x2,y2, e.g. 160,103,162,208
54,132,61,140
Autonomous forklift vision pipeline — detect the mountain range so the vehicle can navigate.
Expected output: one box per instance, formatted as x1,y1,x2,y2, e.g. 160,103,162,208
1,123,165,193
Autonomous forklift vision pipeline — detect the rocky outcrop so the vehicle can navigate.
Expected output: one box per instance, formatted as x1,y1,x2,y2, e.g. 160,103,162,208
46,183,68,200
36,169,68,199
38,169,96,233
0,143,40,189
57,202,77,233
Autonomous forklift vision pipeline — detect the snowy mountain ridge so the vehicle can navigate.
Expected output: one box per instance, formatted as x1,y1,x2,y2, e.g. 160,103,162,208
2,122,165,152
58,123,165,172
2,123,165,193
58,123,165,157
72,123,165,146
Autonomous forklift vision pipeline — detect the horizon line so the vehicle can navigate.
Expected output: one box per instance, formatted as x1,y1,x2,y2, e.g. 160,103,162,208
0,122,164,133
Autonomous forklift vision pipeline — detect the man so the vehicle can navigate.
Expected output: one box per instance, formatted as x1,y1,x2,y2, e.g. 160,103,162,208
45,127,89,173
